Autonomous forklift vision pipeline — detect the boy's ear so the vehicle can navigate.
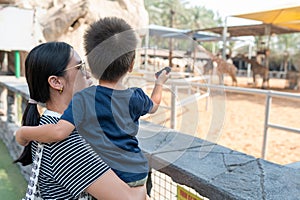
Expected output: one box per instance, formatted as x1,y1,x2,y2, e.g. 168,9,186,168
128,58,135,72
48,75,63,90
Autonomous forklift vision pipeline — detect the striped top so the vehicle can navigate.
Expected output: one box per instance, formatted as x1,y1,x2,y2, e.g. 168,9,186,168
31,110,110,199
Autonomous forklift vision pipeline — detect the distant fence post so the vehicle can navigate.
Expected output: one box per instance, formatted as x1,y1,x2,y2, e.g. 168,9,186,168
170,83,177,129
262,94,272,159
0,86,8,116
7,90,17,123
14,50,20,78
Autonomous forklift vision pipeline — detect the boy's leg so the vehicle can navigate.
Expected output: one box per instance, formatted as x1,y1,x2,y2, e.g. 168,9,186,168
127,176,148,187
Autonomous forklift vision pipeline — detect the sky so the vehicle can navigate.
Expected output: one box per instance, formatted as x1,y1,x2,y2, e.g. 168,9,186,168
185,0,300,26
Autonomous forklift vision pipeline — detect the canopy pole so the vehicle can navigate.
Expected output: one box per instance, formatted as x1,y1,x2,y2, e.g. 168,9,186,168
144,27,149,70
247,42,253,83
222,16,228,60
264,25,271,70
168,9,175,67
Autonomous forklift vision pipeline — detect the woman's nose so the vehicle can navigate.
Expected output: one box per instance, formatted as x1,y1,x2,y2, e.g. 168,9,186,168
85,70,91,79
85,71,94,86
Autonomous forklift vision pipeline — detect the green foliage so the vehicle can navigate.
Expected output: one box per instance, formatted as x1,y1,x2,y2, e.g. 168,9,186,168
290,52,300,71
144,0,300,64
144,0,222,29
269,33,300,70
144,0,223,52
0,140,27,199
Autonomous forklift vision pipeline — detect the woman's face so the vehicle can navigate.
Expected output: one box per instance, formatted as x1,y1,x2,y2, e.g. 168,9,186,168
63,50,93,100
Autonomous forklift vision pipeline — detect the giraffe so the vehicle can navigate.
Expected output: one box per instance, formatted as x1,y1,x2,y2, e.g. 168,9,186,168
198,46,237,86
211,56,238,86
238,54,269,89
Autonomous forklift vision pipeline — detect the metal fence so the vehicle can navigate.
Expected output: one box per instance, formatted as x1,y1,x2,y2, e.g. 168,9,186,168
196,84,300,159
149,169,208,200
125,73,300,159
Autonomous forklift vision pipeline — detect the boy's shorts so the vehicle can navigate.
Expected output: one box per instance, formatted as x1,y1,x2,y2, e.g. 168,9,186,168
127,176,148,187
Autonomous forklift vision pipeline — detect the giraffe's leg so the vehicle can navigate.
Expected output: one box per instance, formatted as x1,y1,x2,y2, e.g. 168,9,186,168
233,76,237,86
230,71,237,86
266,78,270,89
261,79,265,89
220,74,224,85
253,74,256,87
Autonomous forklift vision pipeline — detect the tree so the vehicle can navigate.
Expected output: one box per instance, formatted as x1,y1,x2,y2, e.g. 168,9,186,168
144,0,221,29
187,5,222,30
145,0,188,28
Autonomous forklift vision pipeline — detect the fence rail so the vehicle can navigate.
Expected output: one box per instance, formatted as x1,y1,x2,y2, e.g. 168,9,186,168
126,74,300,159
197,84,300,159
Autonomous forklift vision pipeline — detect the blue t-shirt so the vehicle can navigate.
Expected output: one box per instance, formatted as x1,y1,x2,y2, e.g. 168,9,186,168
61,85,153,183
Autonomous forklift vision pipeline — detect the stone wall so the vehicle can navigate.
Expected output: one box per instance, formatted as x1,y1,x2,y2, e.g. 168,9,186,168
0,76,31,180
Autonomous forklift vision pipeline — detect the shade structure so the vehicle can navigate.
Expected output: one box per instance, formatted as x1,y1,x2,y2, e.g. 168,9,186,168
147,24,221,41
161,31,222,42
197,23,300,37
234,5,300,31
147,24,186,37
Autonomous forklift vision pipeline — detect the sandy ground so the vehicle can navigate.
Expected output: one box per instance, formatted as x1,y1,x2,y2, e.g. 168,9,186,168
143,75,300,166
219,76,300,165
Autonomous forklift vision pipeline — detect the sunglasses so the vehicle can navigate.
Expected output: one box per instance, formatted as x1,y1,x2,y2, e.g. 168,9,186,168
63,61,86,74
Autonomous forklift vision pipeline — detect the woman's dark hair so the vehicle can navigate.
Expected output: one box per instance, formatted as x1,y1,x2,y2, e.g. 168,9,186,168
84,17,138,82
14,42,72,165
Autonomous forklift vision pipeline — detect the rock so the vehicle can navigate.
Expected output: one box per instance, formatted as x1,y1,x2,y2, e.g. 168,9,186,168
0,0,149,56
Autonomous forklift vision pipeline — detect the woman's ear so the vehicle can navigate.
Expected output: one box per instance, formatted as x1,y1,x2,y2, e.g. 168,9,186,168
48,75,63,91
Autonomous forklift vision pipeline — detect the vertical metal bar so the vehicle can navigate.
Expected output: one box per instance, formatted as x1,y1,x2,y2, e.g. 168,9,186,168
170,83,177,129
144,28,149,70
14,51,20,78
168,9,175,67
205,87,210,111
262,94,272,159
247,42,253,83
264,25,271,72
222,16,228,60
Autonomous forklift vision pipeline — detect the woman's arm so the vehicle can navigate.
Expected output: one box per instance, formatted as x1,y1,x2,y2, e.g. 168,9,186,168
85,169,147,200
15,119,75,145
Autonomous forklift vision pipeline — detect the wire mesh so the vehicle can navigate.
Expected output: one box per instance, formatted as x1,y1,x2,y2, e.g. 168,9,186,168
149,169,209,200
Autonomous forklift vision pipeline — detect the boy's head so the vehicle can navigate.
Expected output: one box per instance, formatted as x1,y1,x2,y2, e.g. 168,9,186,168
84,17,138,82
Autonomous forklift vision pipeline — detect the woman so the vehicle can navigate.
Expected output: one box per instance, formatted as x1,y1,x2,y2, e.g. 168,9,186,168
15,42,146,199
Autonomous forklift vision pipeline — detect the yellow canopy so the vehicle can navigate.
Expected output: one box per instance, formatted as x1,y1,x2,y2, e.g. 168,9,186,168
234,6,300,31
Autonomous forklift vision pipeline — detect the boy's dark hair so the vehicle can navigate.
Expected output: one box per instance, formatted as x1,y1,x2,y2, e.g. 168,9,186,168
84,17,138,82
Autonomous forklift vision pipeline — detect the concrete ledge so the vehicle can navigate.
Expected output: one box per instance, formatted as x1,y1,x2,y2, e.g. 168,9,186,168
286,161,300,169
0,76,28,98
138,121,300,200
